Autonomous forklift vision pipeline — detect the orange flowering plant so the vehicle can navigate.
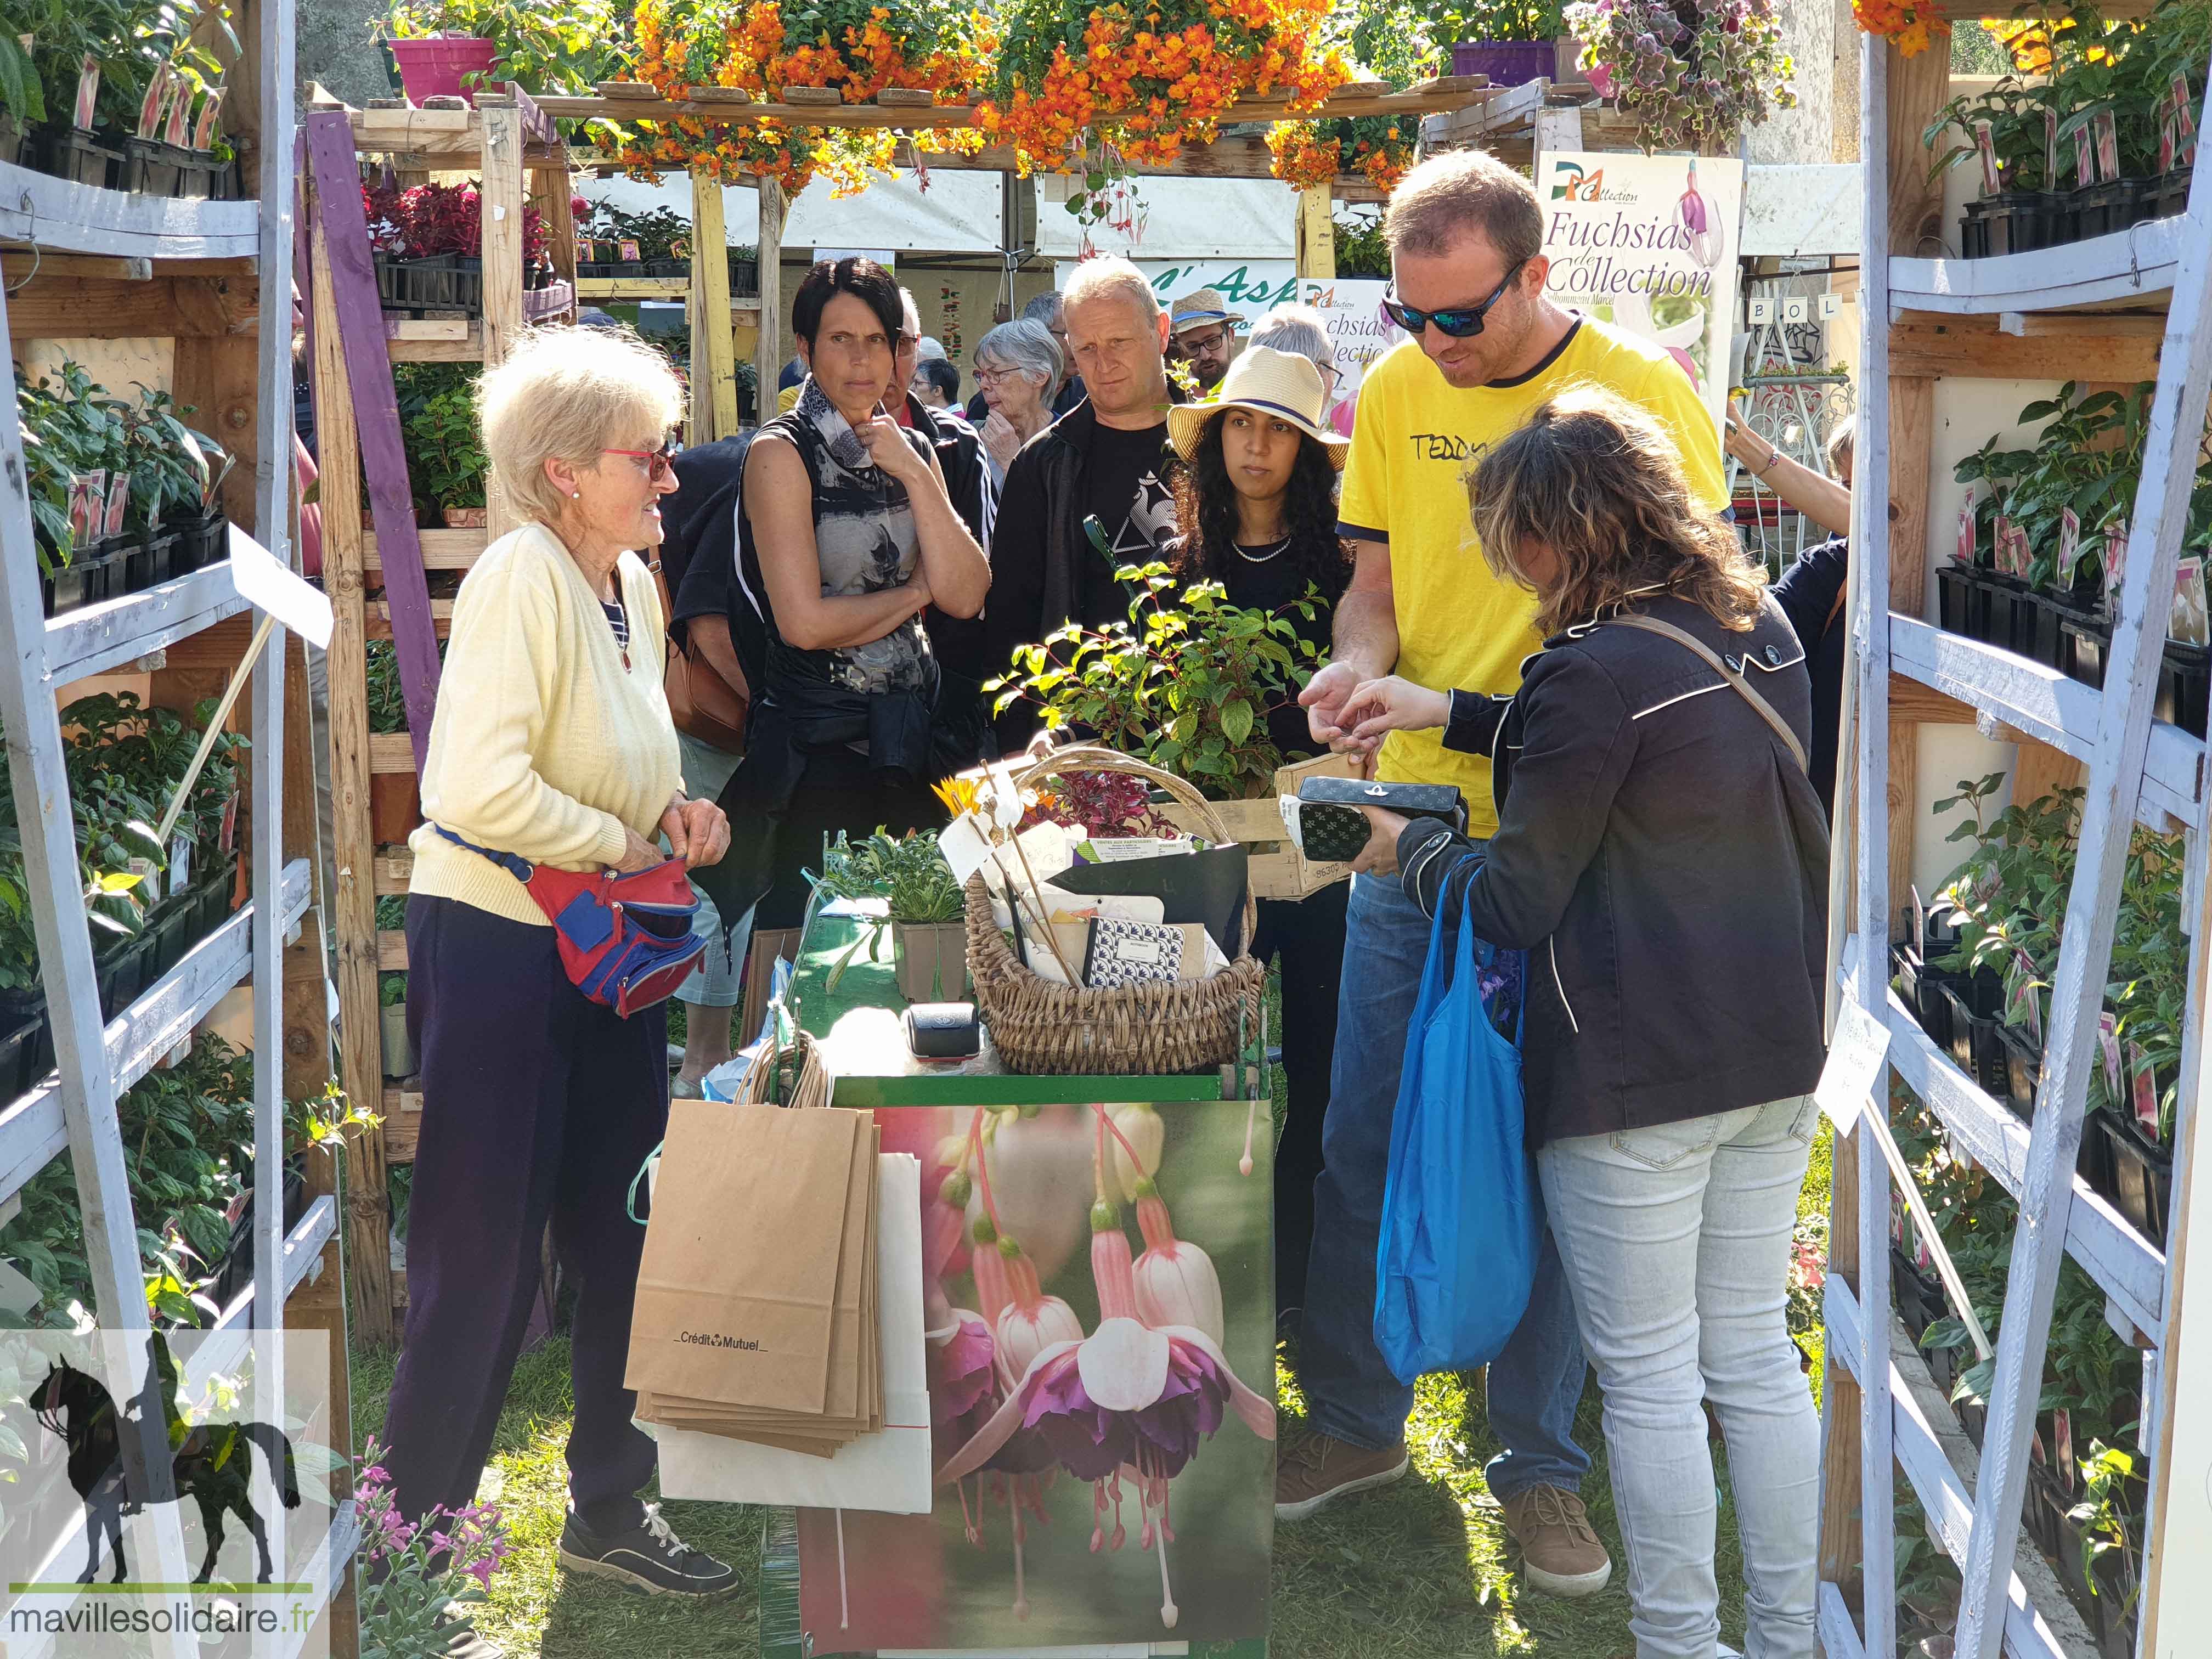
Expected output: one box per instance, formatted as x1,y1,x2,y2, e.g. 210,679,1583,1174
978,0,1350,218
616,0,990,195
1850,0,1949,58
1267,0,1430,194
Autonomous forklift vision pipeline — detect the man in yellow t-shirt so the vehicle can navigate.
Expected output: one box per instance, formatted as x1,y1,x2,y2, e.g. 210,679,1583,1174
1278,151,1726,1586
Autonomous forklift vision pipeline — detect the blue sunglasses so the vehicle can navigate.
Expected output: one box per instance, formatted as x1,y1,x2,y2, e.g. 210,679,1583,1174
1382,261,1527,338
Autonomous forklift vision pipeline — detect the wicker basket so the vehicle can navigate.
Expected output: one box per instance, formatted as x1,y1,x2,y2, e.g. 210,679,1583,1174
964,746,1266,1075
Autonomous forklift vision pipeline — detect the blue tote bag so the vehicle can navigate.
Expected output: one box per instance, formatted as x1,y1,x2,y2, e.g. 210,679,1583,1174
1373,865,1542,1385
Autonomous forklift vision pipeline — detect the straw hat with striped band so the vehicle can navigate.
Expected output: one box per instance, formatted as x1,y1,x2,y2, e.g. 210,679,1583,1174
1166,346,1351,471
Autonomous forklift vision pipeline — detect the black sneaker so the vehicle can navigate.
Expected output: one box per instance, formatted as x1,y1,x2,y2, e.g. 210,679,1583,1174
436,1615,503,1658
557,1503,737,1598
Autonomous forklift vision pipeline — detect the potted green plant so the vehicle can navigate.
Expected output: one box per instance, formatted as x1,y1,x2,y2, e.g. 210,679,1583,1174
380,972,415,1077
399,378,488,527
383,0,625,104
817,829,969,1001
1563,0,1797,155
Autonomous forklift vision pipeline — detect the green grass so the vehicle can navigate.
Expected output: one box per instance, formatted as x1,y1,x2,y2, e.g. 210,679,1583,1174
346,986,1835,1658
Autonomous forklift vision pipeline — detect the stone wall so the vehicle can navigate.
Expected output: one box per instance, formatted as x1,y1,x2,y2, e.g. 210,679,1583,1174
296,0,393,110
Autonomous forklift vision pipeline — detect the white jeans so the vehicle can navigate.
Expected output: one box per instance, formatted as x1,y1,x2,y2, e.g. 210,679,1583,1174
1538,1095,1821,1659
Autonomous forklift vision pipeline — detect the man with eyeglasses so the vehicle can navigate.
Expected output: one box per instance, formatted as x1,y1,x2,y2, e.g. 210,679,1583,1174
1166,287,1243,392
1279,150,1726,1594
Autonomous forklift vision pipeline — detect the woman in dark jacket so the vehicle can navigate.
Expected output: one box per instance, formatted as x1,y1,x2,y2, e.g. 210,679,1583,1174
1163,345,1352,1325
1339,388,1829,1659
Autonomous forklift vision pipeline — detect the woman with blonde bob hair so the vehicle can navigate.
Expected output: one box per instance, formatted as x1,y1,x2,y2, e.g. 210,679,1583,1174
380,326,738,1641
1339,387,1830,1659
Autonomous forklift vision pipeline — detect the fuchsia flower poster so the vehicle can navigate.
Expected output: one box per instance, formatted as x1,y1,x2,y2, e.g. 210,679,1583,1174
794,1098,1277,1651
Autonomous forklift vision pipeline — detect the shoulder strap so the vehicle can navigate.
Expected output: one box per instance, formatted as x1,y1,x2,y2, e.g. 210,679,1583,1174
1607,614,1809,775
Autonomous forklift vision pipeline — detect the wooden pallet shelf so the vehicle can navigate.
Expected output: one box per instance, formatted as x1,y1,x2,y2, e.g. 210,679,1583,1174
41,555,250,686
1890,216,2188,317
0,159,261,261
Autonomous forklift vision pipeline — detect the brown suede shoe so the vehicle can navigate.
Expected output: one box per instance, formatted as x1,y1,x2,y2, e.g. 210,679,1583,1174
1274,1424,1409,1521
1500,1483,1613,1596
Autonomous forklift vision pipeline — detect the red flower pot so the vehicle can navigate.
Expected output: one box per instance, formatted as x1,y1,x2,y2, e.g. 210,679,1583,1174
390,36,499,105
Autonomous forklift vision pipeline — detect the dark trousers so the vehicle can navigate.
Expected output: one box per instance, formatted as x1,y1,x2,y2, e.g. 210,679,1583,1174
754,749,940,930
1250,882,1347,1317
381,895,670,1532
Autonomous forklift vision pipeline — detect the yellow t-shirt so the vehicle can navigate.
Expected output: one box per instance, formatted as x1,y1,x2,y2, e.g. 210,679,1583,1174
1336,316,1726,836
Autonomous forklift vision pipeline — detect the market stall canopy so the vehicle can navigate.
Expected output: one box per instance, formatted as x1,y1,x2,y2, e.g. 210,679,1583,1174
1034,176,1297,261
577,168,1005,254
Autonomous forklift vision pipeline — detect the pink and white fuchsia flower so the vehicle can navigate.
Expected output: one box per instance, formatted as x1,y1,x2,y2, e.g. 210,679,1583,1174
934,1105,1276,1629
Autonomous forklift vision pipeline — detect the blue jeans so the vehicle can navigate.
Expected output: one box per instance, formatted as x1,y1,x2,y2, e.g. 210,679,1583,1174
1301,871,1593,1500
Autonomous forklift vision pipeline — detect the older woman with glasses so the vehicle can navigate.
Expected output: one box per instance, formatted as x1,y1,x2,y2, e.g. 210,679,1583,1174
972,317,1065,482
382,325,736,1644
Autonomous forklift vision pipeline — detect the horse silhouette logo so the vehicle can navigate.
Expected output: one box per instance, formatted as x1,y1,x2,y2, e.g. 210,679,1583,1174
26,1334,300,1584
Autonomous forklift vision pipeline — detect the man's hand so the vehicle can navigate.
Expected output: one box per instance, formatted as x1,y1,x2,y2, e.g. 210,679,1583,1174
1301,661,1368,748
1340,675,1452,743
1351,806,1410,877
857,414,928,483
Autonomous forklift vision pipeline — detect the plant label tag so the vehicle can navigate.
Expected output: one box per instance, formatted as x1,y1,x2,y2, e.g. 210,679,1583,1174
1993,514,2013,574
137,62,170,139
2176,74,2199,163
163,81,191,148
66,473,98,545
2098,1011,2122,1103
2059,507,2080,579
2172,556,2208,647
2010,522,2032,577
191,85,224,151
619,239,642,263
2075,125,2095,190
168,833,192,894
2095,109,2120,183
1974,121,2000,195
228,523,335,647
1911,884,1928,952
2045,106,2058,183
2105,523,2128,607
100,472,129,540
2161,110,2177,176
671,236,690,260
2054,1407,2074,1492
2128,1039,2160,1135
219,789,238,853
73,54,99,131
1815,995,1889,1130
1956,499,1976,566
126,855,161,905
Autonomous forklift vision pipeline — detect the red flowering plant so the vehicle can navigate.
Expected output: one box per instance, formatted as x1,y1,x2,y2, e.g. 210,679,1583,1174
979,0,1350,219
390,182,550,264
1267,0,1433,194
617,0,990,196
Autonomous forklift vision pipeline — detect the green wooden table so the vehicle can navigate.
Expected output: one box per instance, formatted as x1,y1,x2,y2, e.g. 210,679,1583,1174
757,911,1276,1659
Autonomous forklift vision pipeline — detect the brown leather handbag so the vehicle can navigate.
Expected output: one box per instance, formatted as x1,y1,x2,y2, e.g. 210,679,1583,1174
652,563,749,755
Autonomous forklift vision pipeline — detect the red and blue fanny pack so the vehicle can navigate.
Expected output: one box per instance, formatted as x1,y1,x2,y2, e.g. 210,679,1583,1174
434,826,706,1017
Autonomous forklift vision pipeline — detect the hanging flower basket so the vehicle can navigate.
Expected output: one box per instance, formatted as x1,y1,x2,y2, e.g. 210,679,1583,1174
979,0,1348,218
618,0,989,196
1565,0,1798,153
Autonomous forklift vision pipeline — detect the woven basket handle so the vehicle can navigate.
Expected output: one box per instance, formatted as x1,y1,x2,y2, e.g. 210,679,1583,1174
1006,743,1258,949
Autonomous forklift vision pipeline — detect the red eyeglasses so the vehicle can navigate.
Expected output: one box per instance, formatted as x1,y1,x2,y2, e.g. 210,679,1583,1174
602,443,677,483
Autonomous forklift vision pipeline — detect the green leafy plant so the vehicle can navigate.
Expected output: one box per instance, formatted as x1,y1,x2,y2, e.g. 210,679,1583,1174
990,561,1325,800
590,203,692,263
1434,0,1565,40
380,971,409,1009
399,380,487,514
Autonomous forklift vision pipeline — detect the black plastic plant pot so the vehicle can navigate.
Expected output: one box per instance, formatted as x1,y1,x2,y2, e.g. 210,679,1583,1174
2038,188,2084,247
2102,1111,2172,1245
172,148,216,200
115,535,158,595
0,1015,38,1097
2159,640,2210,736
0,112,25,168
144,531,177,586
1938,981,2011,1096
169,510,227,575
727,256,758,295
399,255,460,309
1960,200,1994,259
643,258,687,278
450,264,485,314
33,124,119,189
119,135,183,198
209,158,241,200
2080,1105,2121,1206
575,261,614,279
2151,167,2192,221
2062,616,2112,688
374,255,405,308
41,546,115,617
613,259,645,276
1995,1022,2042,1120
2073,179,2123,240
1937,565,1977,636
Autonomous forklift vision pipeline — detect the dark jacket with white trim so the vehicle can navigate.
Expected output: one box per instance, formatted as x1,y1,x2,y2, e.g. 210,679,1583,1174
1397,590,1831,1147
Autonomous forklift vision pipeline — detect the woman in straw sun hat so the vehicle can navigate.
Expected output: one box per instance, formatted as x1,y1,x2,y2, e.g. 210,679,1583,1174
1165,345,1352,1329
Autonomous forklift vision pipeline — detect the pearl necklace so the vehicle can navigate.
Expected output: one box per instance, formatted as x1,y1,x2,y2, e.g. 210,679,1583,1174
1235,537,1291,564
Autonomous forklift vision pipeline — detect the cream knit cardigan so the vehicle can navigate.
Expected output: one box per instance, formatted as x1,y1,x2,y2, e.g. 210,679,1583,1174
405,522,682,927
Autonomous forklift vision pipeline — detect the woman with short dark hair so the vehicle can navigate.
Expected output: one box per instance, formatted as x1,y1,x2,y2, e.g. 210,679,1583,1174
706,258,991,945
1340,387,1827,1659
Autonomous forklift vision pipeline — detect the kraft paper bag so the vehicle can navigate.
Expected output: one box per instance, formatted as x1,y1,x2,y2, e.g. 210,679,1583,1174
652,1154,933,1514
624,1101,865,1414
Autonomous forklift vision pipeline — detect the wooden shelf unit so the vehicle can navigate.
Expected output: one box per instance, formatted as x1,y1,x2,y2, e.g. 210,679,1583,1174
0,1,359,1644
1819,36,2212,1659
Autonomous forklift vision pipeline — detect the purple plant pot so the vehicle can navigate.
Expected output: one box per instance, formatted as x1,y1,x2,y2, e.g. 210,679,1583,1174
1450,41,1558,86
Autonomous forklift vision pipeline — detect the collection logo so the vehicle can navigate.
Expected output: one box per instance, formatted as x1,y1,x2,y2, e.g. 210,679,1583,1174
1550,162,1628,202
